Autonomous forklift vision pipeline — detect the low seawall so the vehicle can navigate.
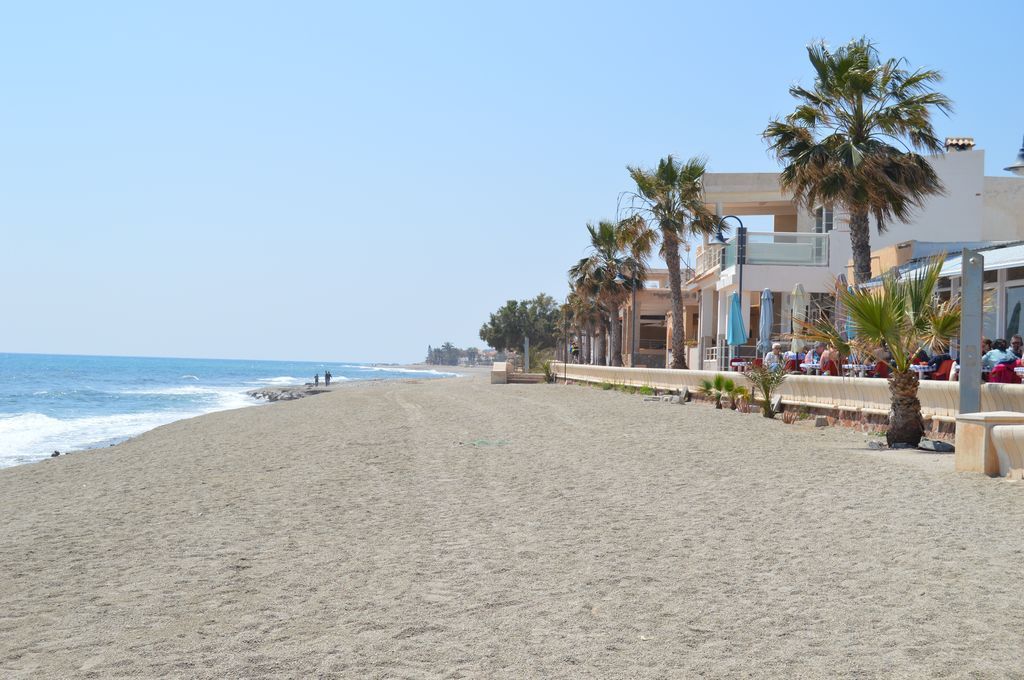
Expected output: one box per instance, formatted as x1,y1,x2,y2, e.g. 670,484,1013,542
551,362,1024,437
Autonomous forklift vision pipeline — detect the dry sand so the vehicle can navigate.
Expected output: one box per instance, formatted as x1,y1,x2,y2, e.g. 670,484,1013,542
2,368,1024,678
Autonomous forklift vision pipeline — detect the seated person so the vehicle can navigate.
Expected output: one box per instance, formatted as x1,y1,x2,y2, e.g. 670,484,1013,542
818,345,841,375
1013,335,1023,359
764,343,784,371
982,339,1017,371
927,350,952,371
808,342,826,364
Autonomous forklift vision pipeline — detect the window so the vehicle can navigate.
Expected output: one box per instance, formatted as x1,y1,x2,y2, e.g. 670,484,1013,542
814,206,834,233
984,269,998,284
1006,286,1024,338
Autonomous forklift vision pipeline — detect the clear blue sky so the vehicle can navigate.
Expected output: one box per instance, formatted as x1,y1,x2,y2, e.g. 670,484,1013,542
2,1,1022,362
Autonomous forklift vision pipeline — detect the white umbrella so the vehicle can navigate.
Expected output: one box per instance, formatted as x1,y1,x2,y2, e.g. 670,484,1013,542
790,283,808,353
834,274,848,341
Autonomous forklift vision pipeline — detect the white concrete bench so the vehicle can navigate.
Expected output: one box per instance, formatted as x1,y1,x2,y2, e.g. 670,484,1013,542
490,361,508,384
955,412,1024,476
991,425,1024,479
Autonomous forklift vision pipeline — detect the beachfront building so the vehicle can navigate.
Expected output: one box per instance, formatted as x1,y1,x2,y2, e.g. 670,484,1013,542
619,268,698,368
671,140,1024,370
869,240,1024,343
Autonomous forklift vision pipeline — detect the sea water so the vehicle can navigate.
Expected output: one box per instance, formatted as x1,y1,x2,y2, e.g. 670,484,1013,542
0,353,458,468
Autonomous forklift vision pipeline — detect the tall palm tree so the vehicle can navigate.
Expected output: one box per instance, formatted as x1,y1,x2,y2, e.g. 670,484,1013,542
763,38,952,285
569,220,654,367
797,257,960,446
623,156,718,369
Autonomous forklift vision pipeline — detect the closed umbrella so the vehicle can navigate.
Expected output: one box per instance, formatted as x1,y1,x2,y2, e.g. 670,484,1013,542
790,283,808,353
834,274,848,341
757,288,773,354
727,292,749,347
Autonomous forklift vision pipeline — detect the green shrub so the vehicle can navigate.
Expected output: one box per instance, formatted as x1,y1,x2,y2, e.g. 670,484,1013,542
600,382,614,390
639,386,655,396
697,374,749,409
541,360,555,383
744,366,787,418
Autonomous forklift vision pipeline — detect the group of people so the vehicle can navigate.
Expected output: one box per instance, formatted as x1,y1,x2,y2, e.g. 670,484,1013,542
756,333,1024,382
762,341,847,375
313,370,333,387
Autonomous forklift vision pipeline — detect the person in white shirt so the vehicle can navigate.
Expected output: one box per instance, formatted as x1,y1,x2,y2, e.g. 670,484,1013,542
765,342,784,371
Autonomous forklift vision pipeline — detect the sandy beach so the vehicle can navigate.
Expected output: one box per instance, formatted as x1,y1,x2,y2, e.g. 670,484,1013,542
3,368,1024,678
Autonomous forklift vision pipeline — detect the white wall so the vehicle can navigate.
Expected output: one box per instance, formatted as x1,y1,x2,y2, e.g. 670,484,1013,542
982,177,1024,240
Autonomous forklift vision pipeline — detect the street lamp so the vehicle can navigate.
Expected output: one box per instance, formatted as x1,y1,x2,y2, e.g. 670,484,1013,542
614,270,639,367
718,215,747,368
1005,134,1024,176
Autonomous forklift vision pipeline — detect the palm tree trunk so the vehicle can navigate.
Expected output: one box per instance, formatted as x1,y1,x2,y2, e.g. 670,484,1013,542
887,370,925,446
583,327,592,364
663,229,689,369
850,207,873,286
609,302,623,367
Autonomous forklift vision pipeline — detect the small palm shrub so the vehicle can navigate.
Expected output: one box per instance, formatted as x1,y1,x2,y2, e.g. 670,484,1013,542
745,366,787,418
698,374,749,409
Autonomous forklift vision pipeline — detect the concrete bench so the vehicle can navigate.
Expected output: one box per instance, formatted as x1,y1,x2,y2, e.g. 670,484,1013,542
955,412,1024,476
490,361,508,385
991,425,1024,479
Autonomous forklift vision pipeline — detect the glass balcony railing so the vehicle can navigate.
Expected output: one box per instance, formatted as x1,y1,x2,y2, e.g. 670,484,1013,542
721,231,829,268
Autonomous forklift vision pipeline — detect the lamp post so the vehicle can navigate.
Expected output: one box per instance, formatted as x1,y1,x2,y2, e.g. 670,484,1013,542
717,215,746,367
1005,134,1024,176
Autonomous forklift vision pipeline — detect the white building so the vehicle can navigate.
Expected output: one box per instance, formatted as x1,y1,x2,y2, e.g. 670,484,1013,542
680,141,1024,369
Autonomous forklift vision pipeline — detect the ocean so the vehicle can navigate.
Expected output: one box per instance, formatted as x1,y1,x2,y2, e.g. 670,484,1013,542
0,353,459,468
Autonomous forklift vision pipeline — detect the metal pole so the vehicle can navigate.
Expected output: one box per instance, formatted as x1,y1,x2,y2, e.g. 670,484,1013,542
630,281,638,367
524,336,530,374
959,249,984,414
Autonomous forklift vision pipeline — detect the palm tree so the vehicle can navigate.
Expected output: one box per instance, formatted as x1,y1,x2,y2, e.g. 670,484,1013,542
763,37,952,285
569,220,654,367
797,257,960,447
623,156,718,369
568,291,601,364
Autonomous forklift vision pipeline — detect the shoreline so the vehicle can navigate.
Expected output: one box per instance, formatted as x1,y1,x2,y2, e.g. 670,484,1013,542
2,365,471,468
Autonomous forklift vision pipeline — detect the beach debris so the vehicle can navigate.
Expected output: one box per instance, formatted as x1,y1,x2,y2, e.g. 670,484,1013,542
867,440,885,450
918,438,954,453
814,416,829,428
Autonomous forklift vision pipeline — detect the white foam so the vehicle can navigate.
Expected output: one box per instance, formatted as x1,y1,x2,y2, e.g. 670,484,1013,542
253,376,305,386
0,390,259,467
0,410,185,466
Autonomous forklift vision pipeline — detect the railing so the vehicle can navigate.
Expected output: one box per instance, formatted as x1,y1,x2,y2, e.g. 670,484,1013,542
639,339,667,350
722,231,830,268
695,245,723,276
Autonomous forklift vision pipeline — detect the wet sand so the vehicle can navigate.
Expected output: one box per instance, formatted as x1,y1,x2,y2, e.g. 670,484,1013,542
2,368,1023,678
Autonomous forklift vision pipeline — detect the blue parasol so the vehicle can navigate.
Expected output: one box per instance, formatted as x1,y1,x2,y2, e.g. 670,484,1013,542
727,292,749,347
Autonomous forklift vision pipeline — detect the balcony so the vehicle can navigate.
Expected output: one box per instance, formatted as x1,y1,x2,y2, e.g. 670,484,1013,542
722,231,829,268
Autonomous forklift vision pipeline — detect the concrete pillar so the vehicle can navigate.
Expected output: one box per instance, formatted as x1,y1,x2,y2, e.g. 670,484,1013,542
960,249,984,414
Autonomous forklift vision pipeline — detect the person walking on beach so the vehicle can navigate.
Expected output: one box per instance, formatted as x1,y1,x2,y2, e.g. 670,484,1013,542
314,373,320,387
325,370,331,386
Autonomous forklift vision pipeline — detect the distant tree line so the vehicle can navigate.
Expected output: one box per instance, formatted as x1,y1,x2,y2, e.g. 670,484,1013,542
425,343,483,366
